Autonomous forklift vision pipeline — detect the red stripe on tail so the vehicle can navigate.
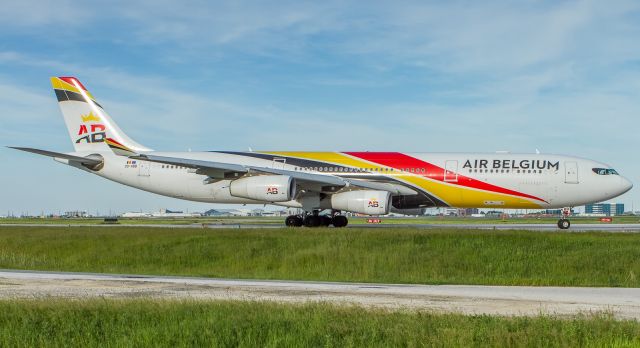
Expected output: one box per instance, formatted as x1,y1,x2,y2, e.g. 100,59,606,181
59,77,88,91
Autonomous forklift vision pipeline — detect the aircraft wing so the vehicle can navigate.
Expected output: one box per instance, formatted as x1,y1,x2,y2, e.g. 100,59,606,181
9,147,103,166
130,153,414,195
130,154,249,179
131,153,346,187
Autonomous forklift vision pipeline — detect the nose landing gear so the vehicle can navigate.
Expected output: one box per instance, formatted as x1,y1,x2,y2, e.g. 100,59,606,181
557,219,571,229
557,207,572,230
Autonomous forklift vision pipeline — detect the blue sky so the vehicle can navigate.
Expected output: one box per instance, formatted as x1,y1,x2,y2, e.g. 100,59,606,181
1,1,640,215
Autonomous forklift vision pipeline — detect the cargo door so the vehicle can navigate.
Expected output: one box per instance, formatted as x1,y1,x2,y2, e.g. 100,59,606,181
564,161,578,184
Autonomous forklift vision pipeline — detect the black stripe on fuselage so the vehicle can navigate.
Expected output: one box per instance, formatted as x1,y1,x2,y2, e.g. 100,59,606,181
53,89,103,109
211,151,448,208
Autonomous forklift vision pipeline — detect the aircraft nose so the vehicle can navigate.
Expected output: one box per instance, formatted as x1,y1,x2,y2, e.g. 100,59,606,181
619,176,633,195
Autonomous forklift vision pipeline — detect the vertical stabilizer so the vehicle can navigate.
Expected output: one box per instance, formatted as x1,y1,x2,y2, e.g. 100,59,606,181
51,76,152,153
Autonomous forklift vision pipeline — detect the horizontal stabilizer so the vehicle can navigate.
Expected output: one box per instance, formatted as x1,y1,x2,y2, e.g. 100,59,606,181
8,147,103,166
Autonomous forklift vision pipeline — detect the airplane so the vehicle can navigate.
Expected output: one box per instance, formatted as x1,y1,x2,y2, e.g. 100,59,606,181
10,76,633,229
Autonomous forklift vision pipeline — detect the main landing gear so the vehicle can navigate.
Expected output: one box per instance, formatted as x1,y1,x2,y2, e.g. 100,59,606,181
285,211,348,228
557,219,570,229
557,207,572,230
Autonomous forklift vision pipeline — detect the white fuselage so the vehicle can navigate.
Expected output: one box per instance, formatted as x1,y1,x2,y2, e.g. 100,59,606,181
61,151,632,210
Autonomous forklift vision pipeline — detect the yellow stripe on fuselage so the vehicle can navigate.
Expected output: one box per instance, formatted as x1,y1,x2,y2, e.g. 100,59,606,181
261,151,543,208
398,175,542,208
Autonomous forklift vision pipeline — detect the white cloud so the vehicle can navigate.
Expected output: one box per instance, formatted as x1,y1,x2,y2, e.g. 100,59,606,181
0,1,92,27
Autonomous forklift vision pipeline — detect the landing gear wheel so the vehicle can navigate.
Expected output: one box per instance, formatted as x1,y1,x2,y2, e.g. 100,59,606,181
332,215,348,228
557,219,570,229
320,215,332,227
303,215,321,227
285,215,303,227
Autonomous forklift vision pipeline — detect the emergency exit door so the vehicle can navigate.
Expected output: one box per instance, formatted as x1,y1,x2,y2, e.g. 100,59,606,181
564,161,578,184
272,158,286,170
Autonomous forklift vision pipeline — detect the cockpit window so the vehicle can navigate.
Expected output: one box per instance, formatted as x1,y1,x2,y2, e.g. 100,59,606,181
592,168,619,175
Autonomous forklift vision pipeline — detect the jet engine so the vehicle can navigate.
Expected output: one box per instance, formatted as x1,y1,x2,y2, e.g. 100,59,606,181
230,175,296,202
329,190,391,215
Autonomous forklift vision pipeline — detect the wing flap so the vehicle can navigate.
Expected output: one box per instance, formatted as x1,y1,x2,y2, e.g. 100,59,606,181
131,154,248,179
345,179,418,195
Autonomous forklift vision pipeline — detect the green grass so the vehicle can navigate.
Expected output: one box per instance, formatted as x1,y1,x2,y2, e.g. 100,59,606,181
0,299,638,347
1,226,640,287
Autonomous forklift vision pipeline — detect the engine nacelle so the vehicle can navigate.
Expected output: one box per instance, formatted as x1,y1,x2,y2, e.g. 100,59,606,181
230,175,296,202
330,190,391,215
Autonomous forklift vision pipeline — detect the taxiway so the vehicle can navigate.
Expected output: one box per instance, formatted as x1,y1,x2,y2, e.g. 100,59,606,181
0,270,638,319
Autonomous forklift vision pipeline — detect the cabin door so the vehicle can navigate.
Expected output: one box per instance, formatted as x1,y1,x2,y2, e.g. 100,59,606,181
564,161,579,184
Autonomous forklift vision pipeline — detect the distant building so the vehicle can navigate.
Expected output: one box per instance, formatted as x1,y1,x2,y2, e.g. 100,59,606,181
442,208,460,216
151,208,201,218
121,208,201,218
542,209,564,216
584,203,624,216
203,209,225,217
121,212,151,218
484,210,504,217
63,211,88,218
203,209,250,217
462,208,479,216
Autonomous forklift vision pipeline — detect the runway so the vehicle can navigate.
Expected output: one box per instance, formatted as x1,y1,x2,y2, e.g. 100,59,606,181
358,223,640,232
0,269,639,319
2,223,640,232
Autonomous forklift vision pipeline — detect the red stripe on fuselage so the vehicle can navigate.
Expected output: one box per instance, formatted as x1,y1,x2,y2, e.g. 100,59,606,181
344,152,547,203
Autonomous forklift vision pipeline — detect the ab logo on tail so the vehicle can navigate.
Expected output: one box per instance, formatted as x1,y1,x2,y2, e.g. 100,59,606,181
76,112,106,144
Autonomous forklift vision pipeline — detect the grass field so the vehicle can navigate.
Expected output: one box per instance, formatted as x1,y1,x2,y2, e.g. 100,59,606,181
1,226,639,287
1,215,638,225
0,299,638,347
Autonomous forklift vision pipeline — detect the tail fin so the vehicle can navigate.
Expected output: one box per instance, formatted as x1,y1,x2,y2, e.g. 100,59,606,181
51,76,152,153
